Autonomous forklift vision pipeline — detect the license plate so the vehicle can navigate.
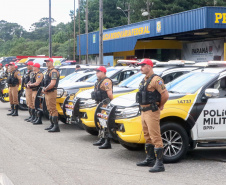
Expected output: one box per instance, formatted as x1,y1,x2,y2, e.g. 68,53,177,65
20,99,24,104
99,118,107,128
66,109,73,116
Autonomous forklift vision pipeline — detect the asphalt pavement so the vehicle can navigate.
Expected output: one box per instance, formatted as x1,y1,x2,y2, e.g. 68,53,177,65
0,102,226,185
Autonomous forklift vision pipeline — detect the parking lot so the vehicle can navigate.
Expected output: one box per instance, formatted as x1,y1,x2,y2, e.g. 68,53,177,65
0,102,226,185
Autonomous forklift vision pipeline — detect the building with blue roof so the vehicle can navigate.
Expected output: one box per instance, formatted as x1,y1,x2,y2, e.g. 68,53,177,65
77,6,226,65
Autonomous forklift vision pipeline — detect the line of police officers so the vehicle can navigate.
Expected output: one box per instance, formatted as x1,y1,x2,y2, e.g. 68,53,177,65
5,58,60,133
3,58,169,173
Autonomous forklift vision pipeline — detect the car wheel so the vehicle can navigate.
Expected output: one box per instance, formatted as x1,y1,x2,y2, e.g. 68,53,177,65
82,123,98,135
161,122,189,163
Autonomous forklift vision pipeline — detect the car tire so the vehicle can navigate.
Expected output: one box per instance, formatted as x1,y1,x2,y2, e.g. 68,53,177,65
82,123,98,135
161,122,189,163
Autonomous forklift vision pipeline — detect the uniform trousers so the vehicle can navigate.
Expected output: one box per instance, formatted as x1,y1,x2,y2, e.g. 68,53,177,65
141,109,163,148
9,85,19,105
45,90,58,117
25,88,32,108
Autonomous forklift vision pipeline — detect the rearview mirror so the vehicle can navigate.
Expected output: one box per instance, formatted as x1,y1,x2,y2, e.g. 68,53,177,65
112,79,119,85
205,88,219,98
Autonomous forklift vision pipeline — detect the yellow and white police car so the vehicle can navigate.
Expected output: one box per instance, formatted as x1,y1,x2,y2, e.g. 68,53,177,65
95,61,226,163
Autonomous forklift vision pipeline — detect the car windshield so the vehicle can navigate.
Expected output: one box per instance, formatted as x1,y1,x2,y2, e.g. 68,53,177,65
119,69,163,88
59,72,83,84
86,68,118,83
58,68,67,76
166,72,218,94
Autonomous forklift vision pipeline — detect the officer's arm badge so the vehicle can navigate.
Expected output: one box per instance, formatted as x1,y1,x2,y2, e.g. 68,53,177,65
51,72,57,80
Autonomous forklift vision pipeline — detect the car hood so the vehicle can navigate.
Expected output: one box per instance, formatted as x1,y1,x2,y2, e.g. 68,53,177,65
59,81,95,90
110,92,187,107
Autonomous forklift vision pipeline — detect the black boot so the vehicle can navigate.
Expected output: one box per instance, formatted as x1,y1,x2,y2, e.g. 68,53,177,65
24,108,32,121
45,116,54,130
149,148,165,173
32,110,38,123
48,116,60,132
93,138,105,146
27,109,35,122
7,105,14,116
33,111,43,125
99,138,111,149
137,144,155,167
12,105,19,116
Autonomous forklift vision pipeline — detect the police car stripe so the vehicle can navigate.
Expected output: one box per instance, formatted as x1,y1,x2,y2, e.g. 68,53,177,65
185,89,203,121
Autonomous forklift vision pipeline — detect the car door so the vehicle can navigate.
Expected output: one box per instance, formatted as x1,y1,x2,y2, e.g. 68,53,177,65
196,76,226,139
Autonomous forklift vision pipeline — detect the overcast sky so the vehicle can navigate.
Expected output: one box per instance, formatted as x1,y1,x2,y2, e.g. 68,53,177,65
0,0,78,31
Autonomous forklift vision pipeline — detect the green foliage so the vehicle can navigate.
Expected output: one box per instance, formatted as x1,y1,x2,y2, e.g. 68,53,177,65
0,0,226,58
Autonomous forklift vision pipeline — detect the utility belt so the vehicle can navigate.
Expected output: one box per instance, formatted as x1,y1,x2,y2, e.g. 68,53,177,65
45,87,57,93
140,103,159,112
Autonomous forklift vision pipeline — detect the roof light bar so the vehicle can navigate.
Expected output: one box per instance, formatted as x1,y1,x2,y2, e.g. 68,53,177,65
117,60,138,64
208,61,226,66
168,60,195,64
156,60,185,67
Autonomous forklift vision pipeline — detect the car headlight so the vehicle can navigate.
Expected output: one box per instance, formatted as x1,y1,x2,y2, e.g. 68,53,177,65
80,99,97,109
57,89,64,97
115,106,140,119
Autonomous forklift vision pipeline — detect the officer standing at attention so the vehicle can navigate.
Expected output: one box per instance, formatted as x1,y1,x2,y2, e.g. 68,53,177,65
24,61,34,121
7,62,22,116
92,66,113,149
42,58,60,132
136,59,169,173
27,63,44,124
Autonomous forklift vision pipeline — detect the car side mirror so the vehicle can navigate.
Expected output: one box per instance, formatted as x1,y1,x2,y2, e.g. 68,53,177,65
205,88,219,98
112,79,119,85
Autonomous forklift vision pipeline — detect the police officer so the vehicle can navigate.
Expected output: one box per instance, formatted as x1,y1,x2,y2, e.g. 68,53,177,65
42,58,60,132
92,66,113,149
7,62,22,116
75,65,81,71
24,61,34,121
27,63,44,124
136,59,169,173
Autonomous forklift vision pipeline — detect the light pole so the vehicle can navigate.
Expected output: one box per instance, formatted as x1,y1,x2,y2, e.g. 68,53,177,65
142,0,154,20
99,0,103,65
85,0,88,64
116,3,131,25
49,0,52,57
78,0,81,64
73,0,76,61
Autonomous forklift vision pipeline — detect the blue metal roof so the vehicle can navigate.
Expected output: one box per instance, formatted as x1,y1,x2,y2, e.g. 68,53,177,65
78,7,226,55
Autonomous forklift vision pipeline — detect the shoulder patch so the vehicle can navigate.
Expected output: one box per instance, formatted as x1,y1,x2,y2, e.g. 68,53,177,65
38,75,41,78
105,82,108,86
51,72,57,80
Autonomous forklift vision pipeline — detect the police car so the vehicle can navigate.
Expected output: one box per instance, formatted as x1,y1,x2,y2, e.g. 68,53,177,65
67,60,200,135
98,61,226,163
